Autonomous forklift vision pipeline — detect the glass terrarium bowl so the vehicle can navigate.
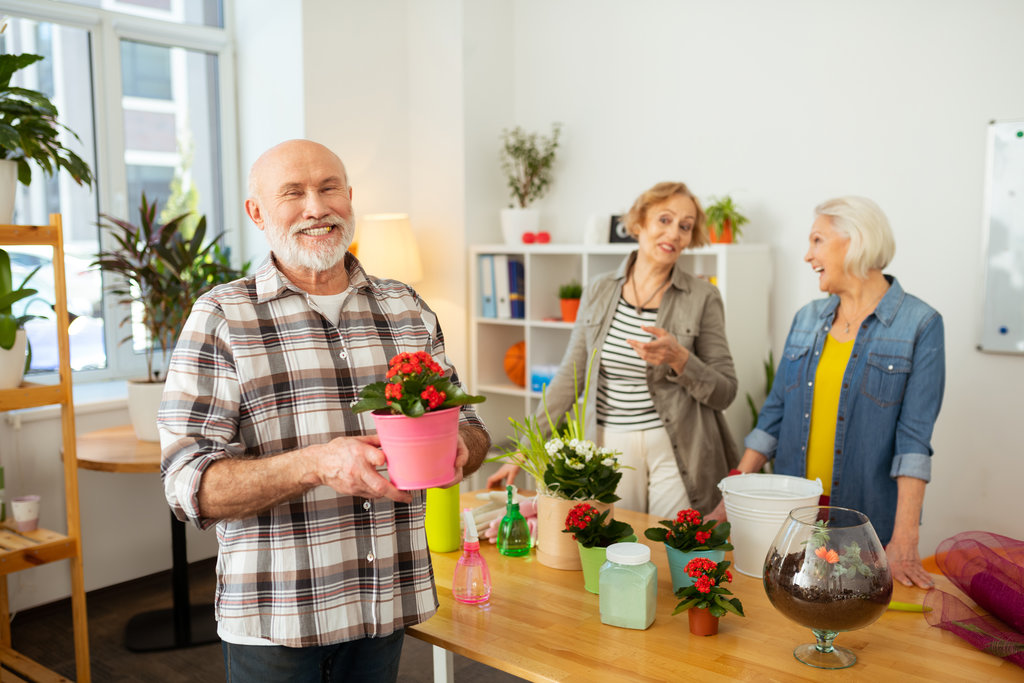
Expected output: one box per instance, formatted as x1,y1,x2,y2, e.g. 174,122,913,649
763,506,893,669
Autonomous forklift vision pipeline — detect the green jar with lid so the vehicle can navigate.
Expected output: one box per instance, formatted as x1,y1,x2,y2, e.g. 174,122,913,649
598,541,657,630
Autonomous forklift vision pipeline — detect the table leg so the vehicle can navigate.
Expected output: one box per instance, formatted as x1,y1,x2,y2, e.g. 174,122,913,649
124,511,218,651
432,644,454,683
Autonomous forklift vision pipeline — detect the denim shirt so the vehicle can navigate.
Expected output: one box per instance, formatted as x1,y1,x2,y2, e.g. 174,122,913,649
744,276,945,545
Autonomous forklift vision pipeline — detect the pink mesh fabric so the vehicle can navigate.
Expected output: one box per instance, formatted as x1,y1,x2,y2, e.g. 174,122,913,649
923,531,1024,668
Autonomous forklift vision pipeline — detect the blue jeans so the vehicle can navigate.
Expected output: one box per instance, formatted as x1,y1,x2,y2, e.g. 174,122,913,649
222,629,404,683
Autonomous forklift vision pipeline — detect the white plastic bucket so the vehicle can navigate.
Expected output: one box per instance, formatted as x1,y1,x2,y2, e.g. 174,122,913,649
718,473,823,578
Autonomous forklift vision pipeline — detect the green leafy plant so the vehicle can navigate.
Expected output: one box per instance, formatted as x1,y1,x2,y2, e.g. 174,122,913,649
93,194,249,381
0,51,93,188
746,349,775,430
558,279,582,300
704,195,749,241
644,507,733,553
499,123,562,208
0,247,42,370
672,557,745,618
351,350,485,417
562,503,633,549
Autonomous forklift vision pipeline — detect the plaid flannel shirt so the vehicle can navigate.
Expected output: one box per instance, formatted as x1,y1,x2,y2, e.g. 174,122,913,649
159,254,484,647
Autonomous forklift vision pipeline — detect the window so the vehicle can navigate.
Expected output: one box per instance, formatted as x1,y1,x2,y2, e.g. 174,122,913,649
0,0,235,381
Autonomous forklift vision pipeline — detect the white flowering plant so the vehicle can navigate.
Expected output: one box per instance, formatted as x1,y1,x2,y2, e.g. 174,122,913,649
542,436,622,503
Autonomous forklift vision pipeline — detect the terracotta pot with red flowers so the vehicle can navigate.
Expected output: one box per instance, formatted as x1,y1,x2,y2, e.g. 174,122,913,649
645,508,733,593
672,557,745,636
352,350,485,489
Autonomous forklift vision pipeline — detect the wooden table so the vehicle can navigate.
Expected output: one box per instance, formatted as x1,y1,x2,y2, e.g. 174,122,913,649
407,492,1023,682
76,425,217,651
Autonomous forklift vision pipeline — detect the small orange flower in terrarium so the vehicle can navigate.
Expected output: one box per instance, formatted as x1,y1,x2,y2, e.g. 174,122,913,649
815,546,840,564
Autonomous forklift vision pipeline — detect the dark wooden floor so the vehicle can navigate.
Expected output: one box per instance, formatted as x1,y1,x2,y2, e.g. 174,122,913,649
10,558,523,682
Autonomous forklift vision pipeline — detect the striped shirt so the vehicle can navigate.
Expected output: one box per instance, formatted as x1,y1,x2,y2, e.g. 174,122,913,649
596,297,663,431
159,254,484,648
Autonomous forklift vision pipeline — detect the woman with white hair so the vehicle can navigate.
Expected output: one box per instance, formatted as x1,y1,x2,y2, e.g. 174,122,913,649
711,196,945,589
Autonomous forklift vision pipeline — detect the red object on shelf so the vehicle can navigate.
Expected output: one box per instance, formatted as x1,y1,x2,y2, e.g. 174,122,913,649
536,231,551,243
522,232,537,243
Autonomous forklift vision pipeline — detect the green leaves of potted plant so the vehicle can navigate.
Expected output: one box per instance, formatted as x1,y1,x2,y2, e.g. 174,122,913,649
672,557,745,636
704,196,749,244
0,50,94,222
498,123,561,244
351,350,485,489
558,279,582,323
93,193,248,440
0,247,41,388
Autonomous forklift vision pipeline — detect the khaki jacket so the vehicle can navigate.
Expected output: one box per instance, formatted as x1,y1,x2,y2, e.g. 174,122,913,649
537,251,740,514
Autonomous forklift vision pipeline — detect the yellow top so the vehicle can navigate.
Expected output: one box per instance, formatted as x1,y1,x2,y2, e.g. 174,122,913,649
806,333,855,493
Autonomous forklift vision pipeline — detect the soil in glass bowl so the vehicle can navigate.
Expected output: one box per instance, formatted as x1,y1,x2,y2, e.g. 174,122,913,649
763,549,893,631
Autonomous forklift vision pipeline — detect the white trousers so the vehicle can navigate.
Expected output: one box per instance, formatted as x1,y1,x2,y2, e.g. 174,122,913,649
598,424,691,519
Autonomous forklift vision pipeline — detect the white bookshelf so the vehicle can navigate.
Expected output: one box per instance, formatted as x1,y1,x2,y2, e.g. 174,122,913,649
468,242,773,455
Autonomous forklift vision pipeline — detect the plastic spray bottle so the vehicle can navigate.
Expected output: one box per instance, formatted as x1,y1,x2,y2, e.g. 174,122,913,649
453,508,491,604
497,485,531,557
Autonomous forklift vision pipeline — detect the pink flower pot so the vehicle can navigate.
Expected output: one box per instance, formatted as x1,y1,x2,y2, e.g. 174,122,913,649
372,406,460,490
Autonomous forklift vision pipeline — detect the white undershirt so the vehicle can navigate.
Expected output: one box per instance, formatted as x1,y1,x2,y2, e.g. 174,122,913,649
307,291,348,326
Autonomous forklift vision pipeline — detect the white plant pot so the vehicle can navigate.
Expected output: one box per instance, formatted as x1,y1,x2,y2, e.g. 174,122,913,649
500,207,539,245
127,379,167,442
0,329,28,389
0,159,16,225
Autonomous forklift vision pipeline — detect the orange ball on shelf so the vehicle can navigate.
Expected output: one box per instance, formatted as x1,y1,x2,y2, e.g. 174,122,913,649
504,341,526,388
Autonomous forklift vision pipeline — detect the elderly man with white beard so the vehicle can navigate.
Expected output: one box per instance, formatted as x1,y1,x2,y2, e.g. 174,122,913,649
159,139,490,682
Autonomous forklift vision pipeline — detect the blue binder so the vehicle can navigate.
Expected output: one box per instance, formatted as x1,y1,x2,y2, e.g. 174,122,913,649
479,254,497,318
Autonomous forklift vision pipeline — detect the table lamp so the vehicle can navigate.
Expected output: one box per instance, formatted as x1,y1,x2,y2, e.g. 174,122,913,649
357,213,423,284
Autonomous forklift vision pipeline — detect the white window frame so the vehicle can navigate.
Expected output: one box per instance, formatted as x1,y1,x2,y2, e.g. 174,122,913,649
0,0,240,383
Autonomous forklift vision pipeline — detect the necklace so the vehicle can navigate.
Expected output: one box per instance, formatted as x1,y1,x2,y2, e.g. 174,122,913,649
835,289,886,334
629,269,671,314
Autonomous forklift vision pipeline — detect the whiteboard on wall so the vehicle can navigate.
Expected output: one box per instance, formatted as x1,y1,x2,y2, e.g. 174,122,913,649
979,120,1024,354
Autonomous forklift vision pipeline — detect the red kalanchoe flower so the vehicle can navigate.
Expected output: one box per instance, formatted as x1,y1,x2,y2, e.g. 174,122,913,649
685,557,718,578
694,575,714,594
676,508,702,526
695,530,711,544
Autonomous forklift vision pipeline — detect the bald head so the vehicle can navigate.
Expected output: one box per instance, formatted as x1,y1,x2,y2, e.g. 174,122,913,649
247,139,349,204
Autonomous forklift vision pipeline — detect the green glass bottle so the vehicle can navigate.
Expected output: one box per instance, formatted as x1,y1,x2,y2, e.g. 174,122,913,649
497,485,531,557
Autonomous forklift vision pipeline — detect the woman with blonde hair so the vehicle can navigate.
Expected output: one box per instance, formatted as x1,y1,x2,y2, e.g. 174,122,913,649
711,196,945,589
488,181,739,517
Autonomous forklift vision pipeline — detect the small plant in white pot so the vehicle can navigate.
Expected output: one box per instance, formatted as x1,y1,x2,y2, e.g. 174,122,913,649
0,247,42,388
93,194,248,441
499,123,561,244
0,46,94,223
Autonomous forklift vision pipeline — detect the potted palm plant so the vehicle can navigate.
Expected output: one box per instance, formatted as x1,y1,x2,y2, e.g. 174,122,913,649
704,196,749,244
499,123,561,244
0,247,41,388
0,50,94,222
93,194,247,441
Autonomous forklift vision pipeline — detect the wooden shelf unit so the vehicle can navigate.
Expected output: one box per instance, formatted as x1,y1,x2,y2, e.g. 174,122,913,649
0,215,90,682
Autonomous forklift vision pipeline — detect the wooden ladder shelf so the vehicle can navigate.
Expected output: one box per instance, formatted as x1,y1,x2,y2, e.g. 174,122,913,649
0,215,90,682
